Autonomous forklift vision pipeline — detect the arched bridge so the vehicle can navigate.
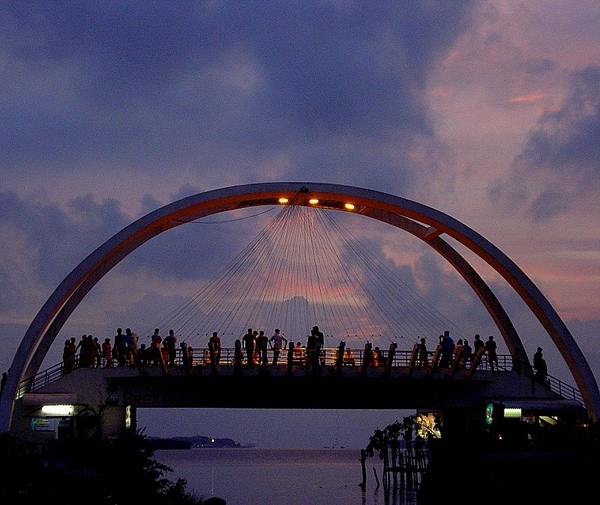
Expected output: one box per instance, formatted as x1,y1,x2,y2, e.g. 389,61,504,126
1,182,598,440
15,340,585,440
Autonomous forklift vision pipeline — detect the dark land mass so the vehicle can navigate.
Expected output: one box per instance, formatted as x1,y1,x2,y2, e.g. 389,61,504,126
148,435,246,450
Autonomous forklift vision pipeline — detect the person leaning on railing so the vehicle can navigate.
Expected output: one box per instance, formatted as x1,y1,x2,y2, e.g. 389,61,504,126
533,347,549,388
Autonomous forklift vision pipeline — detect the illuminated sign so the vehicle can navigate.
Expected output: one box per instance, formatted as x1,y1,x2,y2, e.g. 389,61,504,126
485,402,494,425
504,408,521,419
41,405,74,416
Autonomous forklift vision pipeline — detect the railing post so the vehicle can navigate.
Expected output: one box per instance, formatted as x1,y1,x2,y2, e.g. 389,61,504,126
385,342,397,377
407,343,418,377
361,342,372,376
466,347,485,378
428,344,442,378
450,347,464,377
287,343,294,375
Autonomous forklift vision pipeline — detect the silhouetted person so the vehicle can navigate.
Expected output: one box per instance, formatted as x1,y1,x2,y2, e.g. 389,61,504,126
372,346,384,366
91,336,101,367
124,328,139,365
102,338,113,368
160,341,170,367
306,330,319,365
536,358,548,387
138,343,148,368
453,339,464,368
533,347,549,386
209,331,222,366
473,333,484,355
269,328,287,365
62,339,76,375
533,346,543,370
256,330,269,367
234,339,244,373
115,327,126,366
163,329,177,366
312,325,324,346
242,328,255,368
485,335,498,371
150,328,163,366
439,330,454,368
77,334,95,368
463,339,472,368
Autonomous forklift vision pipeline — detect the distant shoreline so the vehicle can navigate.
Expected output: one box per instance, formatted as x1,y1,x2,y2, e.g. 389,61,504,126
155,446,359,452
148,435,248,450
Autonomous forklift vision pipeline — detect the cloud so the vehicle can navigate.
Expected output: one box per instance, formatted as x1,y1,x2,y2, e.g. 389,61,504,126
489,65,600,221
0,1,478,195
0,191,120,281
2,1,599,440
0,184,509,376
506,93,553,104
519,66,600,176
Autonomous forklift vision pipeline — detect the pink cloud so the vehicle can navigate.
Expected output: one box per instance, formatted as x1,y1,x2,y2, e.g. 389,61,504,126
506,93,553,104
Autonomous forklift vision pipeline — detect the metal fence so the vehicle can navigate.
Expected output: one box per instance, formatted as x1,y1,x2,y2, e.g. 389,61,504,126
19,345,583,406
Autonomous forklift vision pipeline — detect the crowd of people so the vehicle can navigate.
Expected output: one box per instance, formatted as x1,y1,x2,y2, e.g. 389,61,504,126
235,325,336,368
57,325,549,386
60,327,193,374
416,331,486,371
59,325,334,373
414,331,547,380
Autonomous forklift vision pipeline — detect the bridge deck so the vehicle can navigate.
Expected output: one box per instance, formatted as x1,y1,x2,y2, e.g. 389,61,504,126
22,346,583,411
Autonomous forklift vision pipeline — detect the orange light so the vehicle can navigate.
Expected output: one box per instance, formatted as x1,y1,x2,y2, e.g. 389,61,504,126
309,198,319,205
344,203,355,210
278,198,289,204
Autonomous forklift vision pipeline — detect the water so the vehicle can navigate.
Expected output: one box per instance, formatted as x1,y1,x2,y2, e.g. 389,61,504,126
154,447,419,505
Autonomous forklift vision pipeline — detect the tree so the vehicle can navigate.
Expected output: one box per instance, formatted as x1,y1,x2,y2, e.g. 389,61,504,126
363,413,439,491
0,431,205,505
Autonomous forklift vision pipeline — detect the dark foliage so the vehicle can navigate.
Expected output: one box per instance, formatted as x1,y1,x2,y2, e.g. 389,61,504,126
364,415,600,505
0,431,204,505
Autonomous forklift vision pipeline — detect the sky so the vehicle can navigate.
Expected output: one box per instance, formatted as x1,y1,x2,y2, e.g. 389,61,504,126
1,1,600,449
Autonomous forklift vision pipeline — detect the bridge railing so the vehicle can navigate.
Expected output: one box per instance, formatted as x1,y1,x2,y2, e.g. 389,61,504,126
18,362,65,397
545,374,584,403
18,346,583,406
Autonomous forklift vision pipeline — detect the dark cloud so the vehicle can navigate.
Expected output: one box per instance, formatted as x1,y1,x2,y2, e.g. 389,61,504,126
528,190,570,222
1,1,476,190
489,65,600,221
1,2,599,455
0,191,125,285
518,66,600,177
518,57,556,75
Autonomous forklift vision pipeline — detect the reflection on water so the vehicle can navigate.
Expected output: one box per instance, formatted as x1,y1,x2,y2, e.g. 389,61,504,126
154,448,419,505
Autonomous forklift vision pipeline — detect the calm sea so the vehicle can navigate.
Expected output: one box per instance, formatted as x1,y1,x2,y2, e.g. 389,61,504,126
154,447,419,505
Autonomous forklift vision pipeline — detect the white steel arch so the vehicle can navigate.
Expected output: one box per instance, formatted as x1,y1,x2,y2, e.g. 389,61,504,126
1,182,598,430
